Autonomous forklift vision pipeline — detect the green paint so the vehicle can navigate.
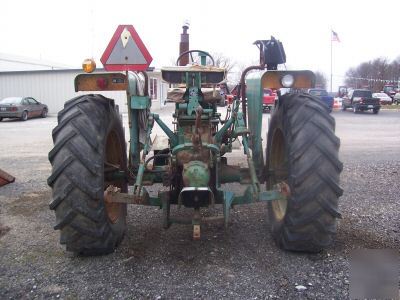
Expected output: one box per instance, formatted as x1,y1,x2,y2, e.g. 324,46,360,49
171,142,220,155
130,96,150,109
183,161,210,187
187,87,200,115
153,113,178,147
246,72,265,179
214,117,234,143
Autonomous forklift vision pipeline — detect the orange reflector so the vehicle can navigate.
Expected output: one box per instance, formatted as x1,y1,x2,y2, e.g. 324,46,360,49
82,58,96,73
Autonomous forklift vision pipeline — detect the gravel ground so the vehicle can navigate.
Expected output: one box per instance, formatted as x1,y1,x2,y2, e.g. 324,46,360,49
0,107,399,299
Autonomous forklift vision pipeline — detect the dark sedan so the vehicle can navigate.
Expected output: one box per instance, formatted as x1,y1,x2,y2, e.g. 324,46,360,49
0,97,48,121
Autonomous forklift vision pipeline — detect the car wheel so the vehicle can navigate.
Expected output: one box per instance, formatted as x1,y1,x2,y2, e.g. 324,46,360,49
21,111,28,121
0,117,3,122
41,108,48,118
373,108,379,114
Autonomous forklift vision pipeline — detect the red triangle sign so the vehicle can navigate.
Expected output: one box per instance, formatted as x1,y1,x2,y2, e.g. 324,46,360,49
100,25,153,71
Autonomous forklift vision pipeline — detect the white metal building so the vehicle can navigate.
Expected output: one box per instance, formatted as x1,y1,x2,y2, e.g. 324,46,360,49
0,54,168,114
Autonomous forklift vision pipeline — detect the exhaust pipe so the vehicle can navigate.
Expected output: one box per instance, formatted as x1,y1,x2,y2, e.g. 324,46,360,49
179,21,190,66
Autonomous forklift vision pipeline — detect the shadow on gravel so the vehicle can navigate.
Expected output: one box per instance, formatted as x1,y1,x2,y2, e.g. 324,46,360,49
7,191,51,218
0,224,11,238
336,217,397,250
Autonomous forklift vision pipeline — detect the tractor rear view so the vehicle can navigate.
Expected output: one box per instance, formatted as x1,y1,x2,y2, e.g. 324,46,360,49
48,25,342,255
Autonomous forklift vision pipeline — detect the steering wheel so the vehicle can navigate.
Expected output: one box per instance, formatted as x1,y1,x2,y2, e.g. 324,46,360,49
176,50,215,66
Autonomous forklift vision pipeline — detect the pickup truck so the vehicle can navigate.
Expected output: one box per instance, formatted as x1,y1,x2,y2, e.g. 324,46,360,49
307,88,334,112
342,89,380,114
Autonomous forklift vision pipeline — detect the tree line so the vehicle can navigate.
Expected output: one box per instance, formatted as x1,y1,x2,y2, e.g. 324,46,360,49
344,57,400,91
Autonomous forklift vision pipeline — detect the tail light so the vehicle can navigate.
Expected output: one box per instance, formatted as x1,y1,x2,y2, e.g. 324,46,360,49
96,77,108,89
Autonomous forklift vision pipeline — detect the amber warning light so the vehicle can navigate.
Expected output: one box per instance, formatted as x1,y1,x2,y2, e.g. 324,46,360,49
82,58,96,73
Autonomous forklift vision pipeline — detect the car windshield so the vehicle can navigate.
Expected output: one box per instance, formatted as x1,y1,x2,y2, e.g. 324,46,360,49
309,89,328,96
0,97,22,104
353,90,372,97
384,86,394,91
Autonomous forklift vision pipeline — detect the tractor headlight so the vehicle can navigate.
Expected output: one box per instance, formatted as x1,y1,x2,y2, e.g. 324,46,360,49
281,74,294,88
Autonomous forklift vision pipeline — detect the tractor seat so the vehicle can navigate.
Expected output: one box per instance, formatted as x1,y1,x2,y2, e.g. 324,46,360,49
167,87,222,104
161,65,226,84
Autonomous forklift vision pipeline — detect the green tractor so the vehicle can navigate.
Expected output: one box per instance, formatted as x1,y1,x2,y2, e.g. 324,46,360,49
48,27,342,255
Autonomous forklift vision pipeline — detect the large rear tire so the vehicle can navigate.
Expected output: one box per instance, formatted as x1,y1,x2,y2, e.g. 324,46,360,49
266,93,343,252
48,94,128,255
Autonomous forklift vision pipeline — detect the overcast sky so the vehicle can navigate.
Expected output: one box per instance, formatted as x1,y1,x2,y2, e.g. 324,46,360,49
1,0,399,89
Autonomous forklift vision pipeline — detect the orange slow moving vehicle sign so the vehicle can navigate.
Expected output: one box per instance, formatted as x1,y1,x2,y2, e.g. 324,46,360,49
100,25,153,71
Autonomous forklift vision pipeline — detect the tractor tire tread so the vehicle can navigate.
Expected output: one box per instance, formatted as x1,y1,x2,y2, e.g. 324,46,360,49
48,94,126,255
267,92,342,252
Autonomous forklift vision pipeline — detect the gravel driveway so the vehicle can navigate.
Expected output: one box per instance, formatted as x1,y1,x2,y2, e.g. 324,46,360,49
0,107,399,299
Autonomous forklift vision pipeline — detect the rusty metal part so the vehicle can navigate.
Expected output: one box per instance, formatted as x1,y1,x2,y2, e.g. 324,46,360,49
74,73,127,92
0,168,15,187
193,225,200,240
239,65,265,126
194,106,203,135
192,106,204,153
104,130,125,224
104,185,121,203
179,24,189,66
104,185,146,204
192,208,201,240
276,181,291,197
271,181,290,221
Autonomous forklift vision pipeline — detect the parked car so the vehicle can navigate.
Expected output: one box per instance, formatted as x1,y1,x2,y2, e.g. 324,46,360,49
383,84,397,99
372,92,392,105
342,89,380,114
307,88,334,112
262,88,277,112
393,92,400,105
0,97,48,121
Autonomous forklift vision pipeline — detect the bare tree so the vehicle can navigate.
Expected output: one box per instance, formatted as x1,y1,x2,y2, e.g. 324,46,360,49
210,52,236,74
344,57,400,90
314,71,328,89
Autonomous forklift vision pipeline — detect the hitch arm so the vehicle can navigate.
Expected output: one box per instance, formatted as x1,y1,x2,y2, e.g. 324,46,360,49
133,115,155,195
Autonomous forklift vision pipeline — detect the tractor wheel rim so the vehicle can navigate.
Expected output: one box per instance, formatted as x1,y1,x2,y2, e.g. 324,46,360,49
104,129,124,224
269,128,288,221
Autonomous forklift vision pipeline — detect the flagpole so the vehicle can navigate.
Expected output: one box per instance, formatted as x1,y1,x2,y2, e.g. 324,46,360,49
330,30,333,93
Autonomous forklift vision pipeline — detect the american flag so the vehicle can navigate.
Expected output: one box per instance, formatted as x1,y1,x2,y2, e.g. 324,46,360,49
332,30,340,42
